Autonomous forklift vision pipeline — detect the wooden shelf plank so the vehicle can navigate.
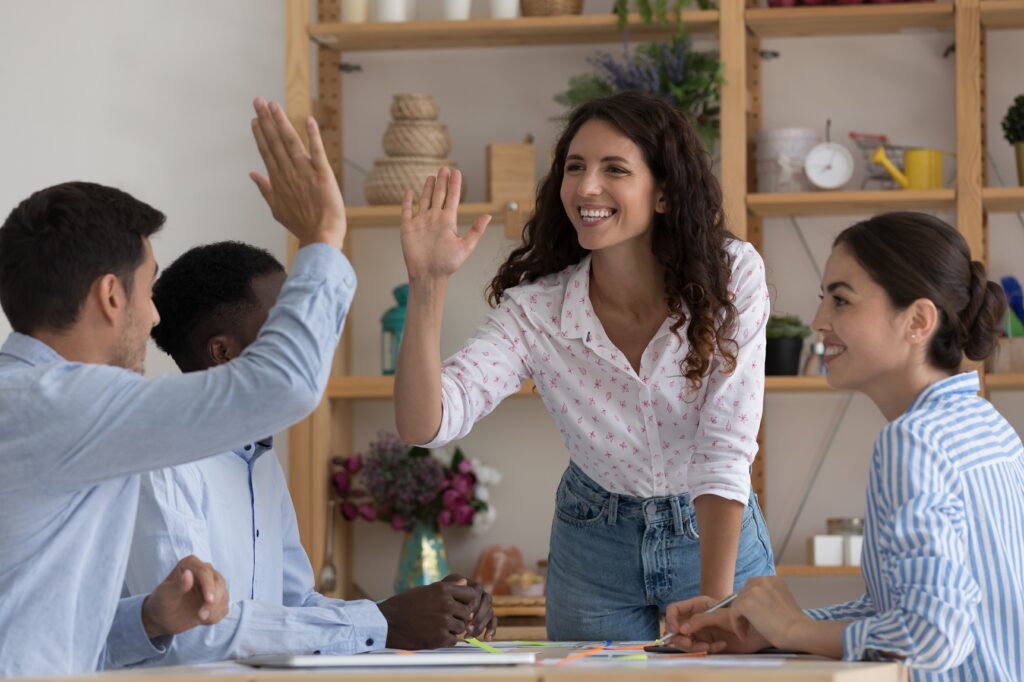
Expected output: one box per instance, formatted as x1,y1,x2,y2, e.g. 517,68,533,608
747,189,956,217
982,186,1024,213
329,375,842,399
346,202,507,229
309,11,718,52
746,3,953,38
981,0,1024,30
328,375,537,399
776,564,862,577
985,372,1024,390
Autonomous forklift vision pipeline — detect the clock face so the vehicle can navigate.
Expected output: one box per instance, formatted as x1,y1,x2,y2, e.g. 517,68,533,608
804,142,855,190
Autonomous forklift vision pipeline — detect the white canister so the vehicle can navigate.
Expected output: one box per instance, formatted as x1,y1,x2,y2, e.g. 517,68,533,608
341,0,369,22
755,128,823,193
490,0,519,18
444,0,472,20
377,0,408,22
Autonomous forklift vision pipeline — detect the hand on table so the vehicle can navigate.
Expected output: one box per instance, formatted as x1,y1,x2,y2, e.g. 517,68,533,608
378,573,494,649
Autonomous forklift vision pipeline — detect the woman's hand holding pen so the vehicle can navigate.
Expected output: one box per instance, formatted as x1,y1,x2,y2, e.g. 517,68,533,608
400,167,491,283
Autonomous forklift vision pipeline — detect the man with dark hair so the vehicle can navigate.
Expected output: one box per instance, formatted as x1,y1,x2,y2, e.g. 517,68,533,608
0,98,352,676
125,241,496,664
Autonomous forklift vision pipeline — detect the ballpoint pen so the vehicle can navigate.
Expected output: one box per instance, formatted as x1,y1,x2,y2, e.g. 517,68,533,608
654,592,738,646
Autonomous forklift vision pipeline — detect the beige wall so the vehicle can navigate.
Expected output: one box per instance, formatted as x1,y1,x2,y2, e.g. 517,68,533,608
1,1,1022,610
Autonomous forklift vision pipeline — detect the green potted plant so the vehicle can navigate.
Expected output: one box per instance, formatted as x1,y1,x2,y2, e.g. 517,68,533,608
613,0,715,30
1002,94,1024,187
766,313,811,376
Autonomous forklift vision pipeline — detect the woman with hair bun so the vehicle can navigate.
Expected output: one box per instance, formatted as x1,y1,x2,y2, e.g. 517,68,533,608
394,91,774,640
667,212,1024,681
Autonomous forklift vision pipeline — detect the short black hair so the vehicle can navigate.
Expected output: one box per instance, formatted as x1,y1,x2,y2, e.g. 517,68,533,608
0,181,165,334
151,241,285,372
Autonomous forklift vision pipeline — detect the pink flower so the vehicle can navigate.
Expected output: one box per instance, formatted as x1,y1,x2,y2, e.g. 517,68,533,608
333,471,350,494
358,504,378,521
391,515,408,531
454,505,475,526
442,489,466,510
457,459,473,474
438,510,454,527
345,455,363,474
340,503,358,521
452,473,475,498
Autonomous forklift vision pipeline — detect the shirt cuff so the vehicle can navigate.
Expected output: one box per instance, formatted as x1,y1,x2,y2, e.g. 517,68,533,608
840,617,871,661
318,600,389,655
105,594,172,669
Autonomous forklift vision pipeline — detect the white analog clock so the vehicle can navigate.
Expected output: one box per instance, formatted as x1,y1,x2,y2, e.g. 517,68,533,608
803,142,855,190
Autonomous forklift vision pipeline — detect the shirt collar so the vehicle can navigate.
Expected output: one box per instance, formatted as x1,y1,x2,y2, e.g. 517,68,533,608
905,371,981,415
0,332,67,366
233,436,274,463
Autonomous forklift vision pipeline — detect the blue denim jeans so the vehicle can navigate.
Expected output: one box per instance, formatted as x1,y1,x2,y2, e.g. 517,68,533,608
545,461,775,641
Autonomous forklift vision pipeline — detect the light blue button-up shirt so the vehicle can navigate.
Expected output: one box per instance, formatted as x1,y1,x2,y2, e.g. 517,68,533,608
125,439,387,664
808,372,1024,681
0,244,354,677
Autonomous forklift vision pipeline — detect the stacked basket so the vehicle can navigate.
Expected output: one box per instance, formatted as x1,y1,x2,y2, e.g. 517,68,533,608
364,94,458,205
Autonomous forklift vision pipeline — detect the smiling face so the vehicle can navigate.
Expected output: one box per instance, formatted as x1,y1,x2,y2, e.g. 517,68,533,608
812,243,919,395
559,118,665,252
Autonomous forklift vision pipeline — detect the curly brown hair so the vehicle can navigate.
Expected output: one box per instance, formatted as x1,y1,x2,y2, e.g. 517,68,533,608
487,91,739,389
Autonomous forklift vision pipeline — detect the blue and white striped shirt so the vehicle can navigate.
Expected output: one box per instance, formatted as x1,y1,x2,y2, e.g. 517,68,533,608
808,371,1024,680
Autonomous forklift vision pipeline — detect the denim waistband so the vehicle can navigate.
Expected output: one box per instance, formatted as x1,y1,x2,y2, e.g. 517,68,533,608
562,461,697,535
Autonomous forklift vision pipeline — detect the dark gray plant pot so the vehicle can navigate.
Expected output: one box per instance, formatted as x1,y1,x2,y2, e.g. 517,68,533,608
766,337,804,376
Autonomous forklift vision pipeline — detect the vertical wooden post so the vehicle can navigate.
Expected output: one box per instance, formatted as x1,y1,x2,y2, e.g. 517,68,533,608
955,0,984,262
719,0,748,242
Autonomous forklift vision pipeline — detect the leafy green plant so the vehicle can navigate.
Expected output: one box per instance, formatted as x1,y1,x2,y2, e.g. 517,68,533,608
1003,94,1024,144
613,0,715,31
766,314,811,340
555,36,723,149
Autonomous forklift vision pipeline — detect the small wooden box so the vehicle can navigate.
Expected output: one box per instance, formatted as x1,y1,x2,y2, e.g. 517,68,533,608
986,337,1024,373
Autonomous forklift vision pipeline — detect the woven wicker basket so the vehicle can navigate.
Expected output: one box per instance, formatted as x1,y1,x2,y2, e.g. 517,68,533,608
390,93,439,121
383,121,451,158
364,157,465,205
520,0,583,16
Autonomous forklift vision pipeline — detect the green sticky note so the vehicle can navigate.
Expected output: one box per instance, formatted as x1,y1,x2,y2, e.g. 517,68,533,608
464,637,501,654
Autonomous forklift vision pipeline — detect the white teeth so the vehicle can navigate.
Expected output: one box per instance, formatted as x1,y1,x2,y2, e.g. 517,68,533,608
580,208,614,219
824,345,844,357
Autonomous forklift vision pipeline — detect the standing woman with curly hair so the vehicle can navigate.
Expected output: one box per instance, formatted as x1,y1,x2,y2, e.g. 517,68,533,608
395,91,774,640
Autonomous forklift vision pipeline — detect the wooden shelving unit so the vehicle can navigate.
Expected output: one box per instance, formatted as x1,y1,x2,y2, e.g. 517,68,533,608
984,372,1024,391
284,0,1006,604
747,189,956,218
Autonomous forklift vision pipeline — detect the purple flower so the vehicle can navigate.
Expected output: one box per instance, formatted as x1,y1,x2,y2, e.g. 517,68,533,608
391,515,408,531
345,455,363,474
332,471,350,494
452,473,475,498
442,489,466,511
453,505,475,526
457,459,473,474
358,504,378,521
340,503,358,521
438,510,454,527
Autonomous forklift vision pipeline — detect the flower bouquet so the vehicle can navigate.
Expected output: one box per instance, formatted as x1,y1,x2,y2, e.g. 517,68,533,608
331,431,500,535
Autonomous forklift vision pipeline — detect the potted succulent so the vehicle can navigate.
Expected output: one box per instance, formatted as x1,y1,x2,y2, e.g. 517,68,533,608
1002,94,1024,187
766,313,811,375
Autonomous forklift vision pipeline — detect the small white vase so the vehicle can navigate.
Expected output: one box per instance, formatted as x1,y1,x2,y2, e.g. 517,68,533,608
377,0,408,22
341,0,369,22
489,0,519,18
444,0,472,20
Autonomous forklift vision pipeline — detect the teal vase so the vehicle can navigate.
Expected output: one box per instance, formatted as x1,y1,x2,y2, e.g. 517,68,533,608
380,284,409,376
393,519,448,593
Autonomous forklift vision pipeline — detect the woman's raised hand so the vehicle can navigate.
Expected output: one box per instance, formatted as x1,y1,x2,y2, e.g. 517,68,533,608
400,168,491,282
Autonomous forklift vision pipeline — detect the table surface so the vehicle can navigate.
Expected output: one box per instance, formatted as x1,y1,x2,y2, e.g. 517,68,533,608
76,646,905,682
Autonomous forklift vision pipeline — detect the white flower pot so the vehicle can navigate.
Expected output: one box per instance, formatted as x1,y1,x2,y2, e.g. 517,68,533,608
489,0,519,17
341,0,369,22
377,0,408,22
444,0,472,20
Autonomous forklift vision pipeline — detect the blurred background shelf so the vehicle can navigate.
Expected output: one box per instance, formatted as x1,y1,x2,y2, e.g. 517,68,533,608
747,190,956,217
746,3,953,38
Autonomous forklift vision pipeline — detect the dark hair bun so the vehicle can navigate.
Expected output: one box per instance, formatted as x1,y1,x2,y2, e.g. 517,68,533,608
960,261,1007,362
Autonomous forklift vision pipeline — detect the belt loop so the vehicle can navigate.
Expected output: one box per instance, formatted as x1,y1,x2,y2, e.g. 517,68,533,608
607,493,619,526
670,495,685,536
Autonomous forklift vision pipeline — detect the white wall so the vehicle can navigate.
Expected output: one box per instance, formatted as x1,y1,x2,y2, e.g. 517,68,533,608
2,1,1022,611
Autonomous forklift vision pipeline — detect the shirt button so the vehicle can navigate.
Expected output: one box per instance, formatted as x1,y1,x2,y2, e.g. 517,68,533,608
256,529,260,538
366,638,374,647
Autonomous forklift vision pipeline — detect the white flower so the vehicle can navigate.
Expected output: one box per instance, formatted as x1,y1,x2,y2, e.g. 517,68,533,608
471,458,502,486
475,485,490,502
429,445,453,467
471,505,498,534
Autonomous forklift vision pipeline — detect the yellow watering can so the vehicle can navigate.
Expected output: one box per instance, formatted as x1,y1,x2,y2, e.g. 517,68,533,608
871,146,946,190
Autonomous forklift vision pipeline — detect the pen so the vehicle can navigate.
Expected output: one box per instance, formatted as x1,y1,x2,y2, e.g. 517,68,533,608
654,592,738,646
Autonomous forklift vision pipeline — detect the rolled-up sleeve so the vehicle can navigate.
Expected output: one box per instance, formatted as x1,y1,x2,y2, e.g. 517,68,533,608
688,243,769,502
841,425,981,671
420,301,533,448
